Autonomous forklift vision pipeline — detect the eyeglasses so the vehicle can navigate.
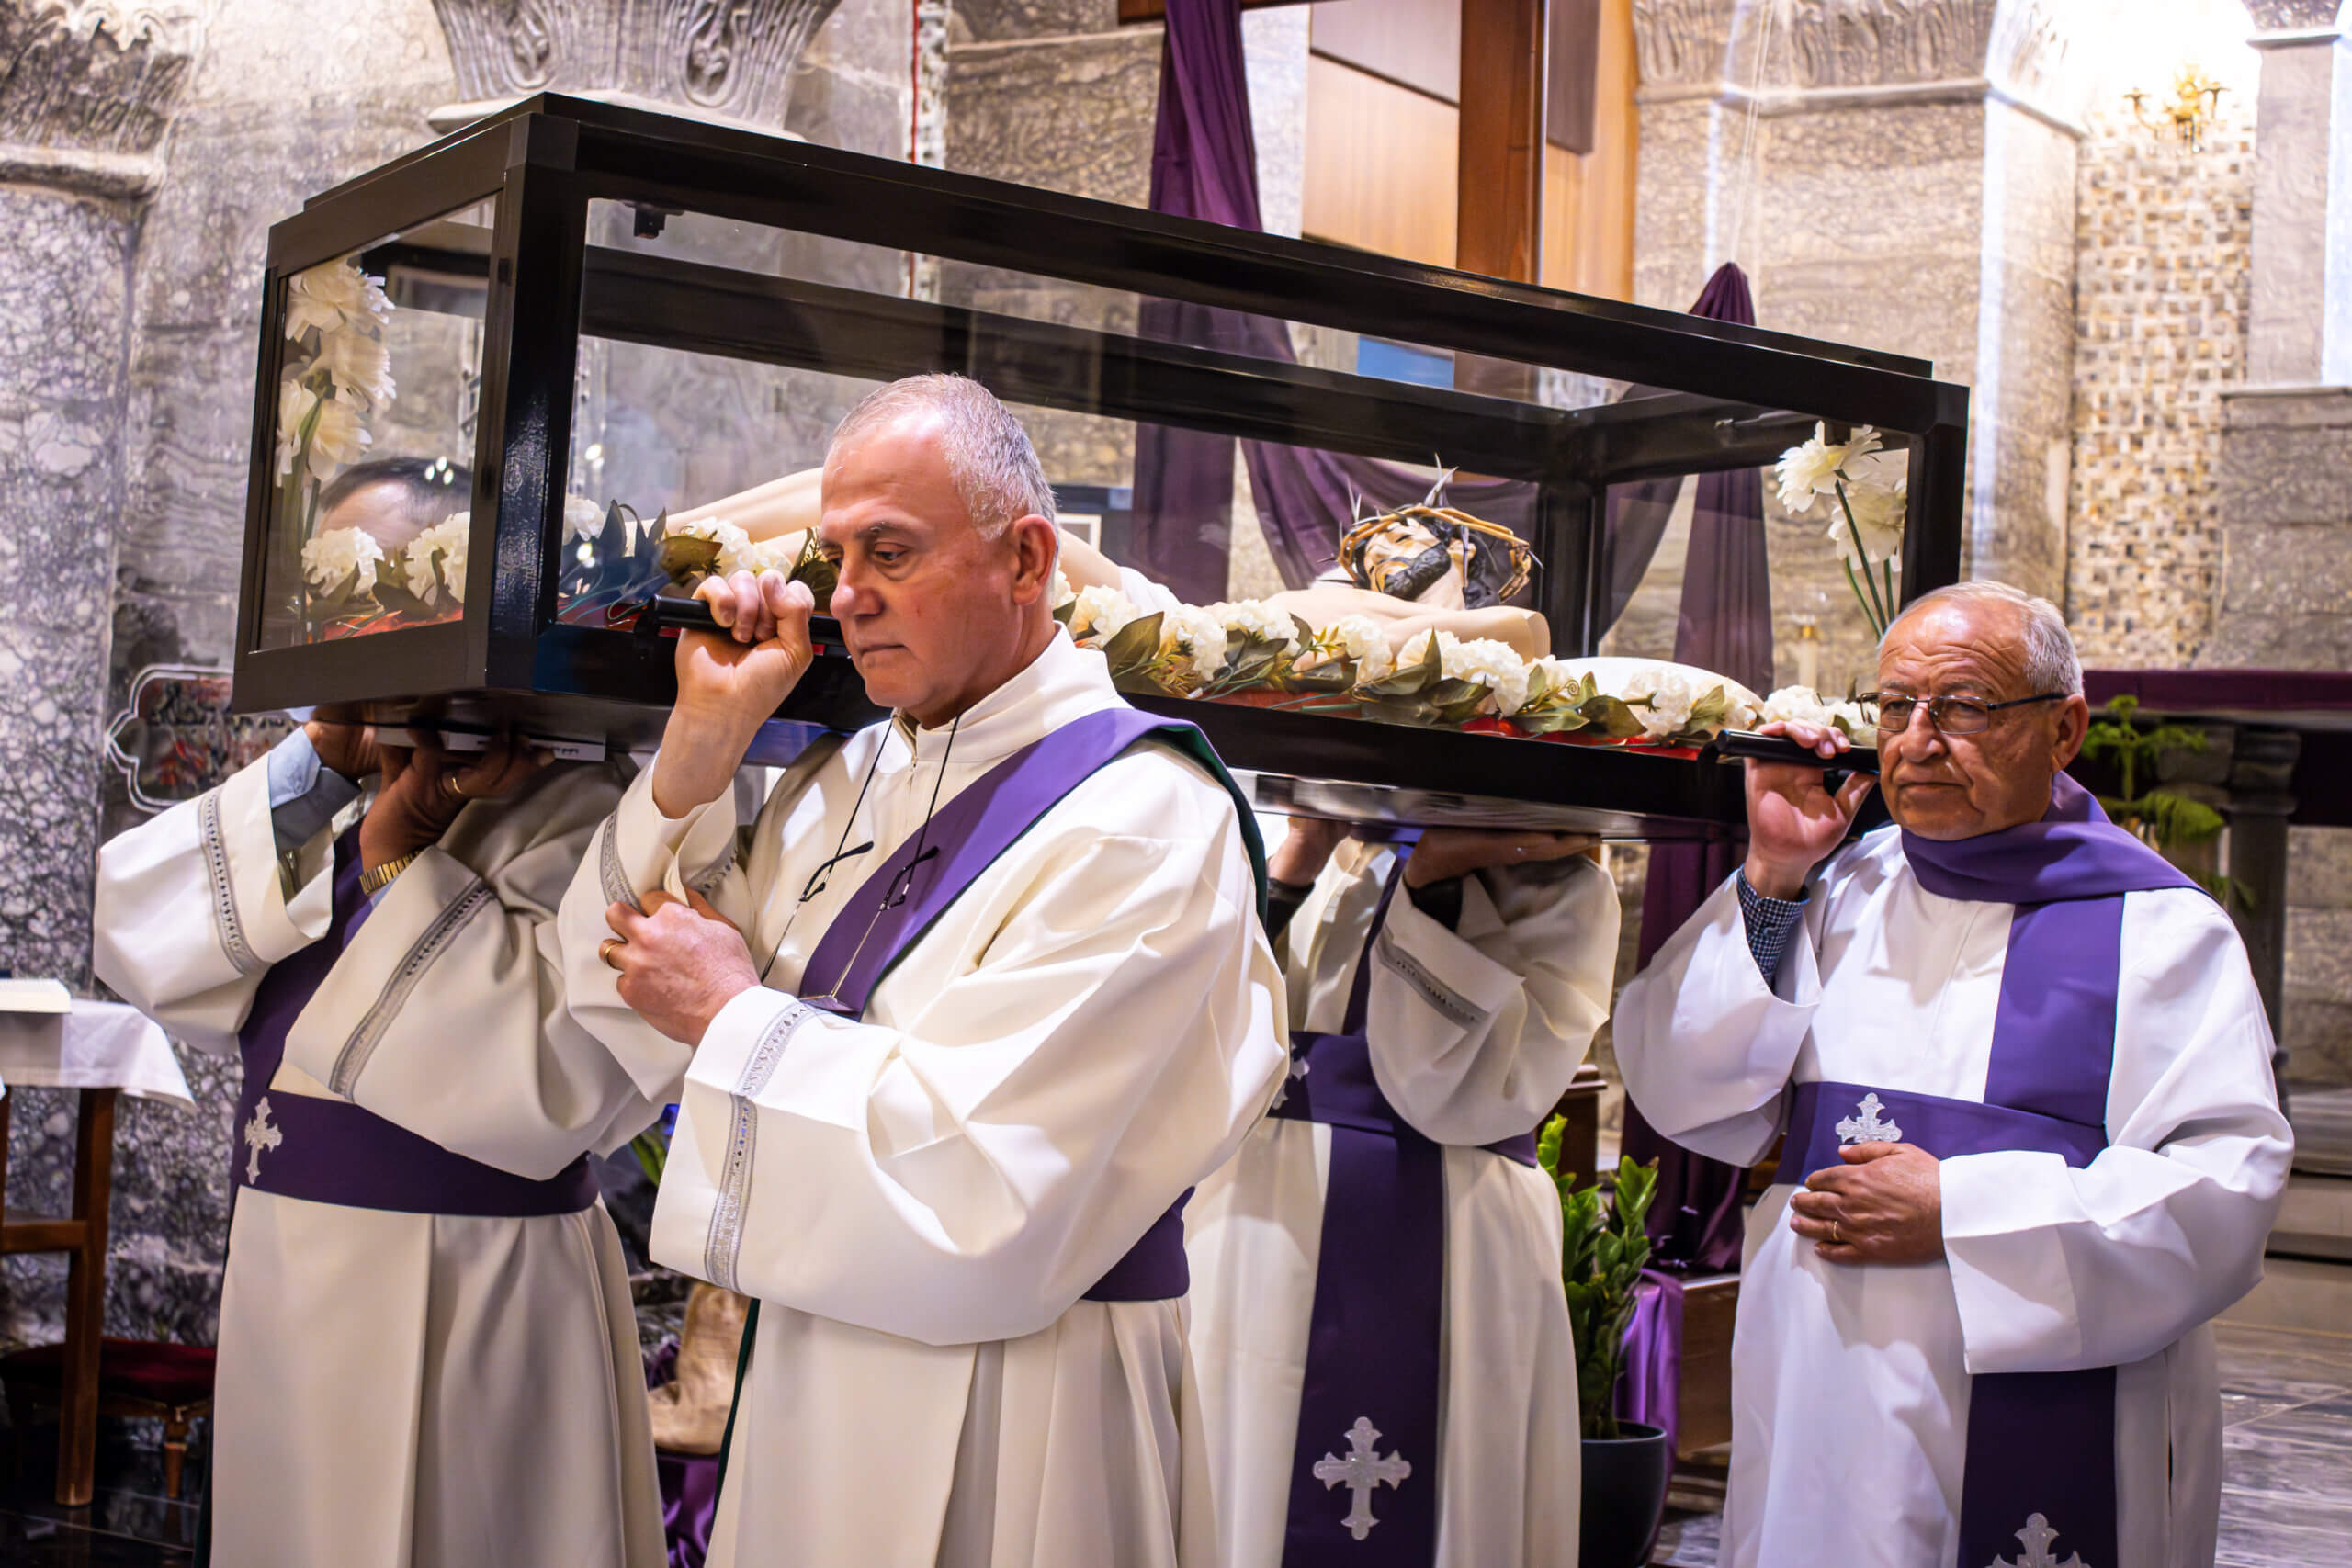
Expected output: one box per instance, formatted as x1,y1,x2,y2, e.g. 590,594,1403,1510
1860,692,2065,736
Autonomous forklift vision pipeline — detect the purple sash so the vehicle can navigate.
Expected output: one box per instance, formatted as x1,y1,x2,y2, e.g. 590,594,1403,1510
1268,840,1537,1566
232,834,598,1217
795,705,1261,1303
1776,774,2199,1568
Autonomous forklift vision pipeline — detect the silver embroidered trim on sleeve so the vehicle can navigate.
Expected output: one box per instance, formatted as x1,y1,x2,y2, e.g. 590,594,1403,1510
687,845,735,897
198,791,264,977
1374,928,1486,1030
326,879,495,1096
703,998,814,1292
597,816,639,912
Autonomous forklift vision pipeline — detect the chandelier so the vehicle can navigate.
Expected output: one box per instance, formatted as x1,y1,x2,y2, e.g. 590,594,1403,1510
2124,66,2227,153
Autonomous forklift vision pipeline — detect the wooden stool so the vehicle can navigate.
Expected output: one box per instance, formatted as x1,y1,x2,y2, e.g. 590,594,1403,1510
0,1088,119,1505
0,1337,215,1499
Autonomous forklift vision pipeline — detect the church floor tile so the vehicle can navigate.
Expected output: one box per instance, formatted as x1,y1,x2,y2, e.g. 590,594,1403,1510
1646,1320,2352,1567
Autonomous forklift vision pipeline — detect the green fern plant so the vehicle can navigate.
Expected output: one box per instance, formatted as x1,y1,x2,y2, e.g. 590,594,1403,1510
1537,1122,1658,1440
2078,694,2248,909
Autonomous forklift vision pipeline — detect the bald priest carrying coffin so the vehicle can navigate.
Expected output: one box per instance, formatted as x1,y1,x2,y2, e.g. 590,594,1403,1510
1615,581,2291,1568
556,375,1288,1568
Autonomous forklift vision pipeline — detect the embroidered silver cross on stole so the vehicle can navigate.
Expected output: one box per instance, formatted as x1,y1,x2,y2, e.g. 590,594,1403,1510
243,1096,282,1182
1312,1416,1411,1540
1272,1053,1310,1110
1836,1091,1903,1145
1989,1512,2087,1568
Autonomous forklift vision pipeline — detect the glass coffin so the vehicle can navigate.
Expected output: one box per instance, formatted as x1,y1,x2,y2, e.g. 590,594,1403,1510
235,96,1970,839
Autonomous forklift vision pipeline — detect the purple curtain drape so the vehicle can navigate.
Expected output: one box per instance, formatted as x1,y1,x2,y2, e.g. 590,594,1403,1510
1619,263,1769,1276
1135,0,1534,594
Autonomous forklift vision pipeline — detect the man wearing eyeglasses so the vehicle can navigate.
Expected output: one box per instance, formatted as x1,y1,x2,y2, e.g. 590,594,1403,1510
1615,581,2290,1568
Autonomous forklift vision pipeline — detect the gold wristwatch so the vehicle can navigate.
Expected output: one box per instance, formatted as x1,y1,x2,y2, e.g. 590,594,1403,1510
359,851,423,897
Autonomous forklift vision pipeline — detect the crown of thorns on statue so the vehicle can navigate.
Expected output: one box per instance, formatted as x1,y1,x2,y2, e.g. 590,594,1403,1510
1338,473,1535,610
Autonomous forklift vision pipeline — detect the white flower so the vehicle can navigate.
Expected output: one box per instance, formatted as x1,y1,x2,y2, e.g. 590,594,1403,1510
286,259,390,341
1204,599,1299,651
1069,584,1142,644
277,384,370,482
319,323,394,410
667,515,751,567
1399,628,1530,716
1760,685,1837,728
1619,665,1698,739
1317,614,1392,681
564,496,607,543
302,525,385,594
722,536,798,578
403,513,469,604
1828,477,1905,567
1828,698,1873,740
1160,605,1230,682
1775,423,1888,515
1051,570,1076,611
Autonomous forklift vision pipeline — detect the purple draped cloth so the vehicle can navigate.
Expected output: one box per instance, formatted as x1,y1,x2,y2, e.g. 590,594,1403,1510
1134,0,1534,596
644,1343,719,1568
1614,1269,1684,1454
1618,262,1772,1277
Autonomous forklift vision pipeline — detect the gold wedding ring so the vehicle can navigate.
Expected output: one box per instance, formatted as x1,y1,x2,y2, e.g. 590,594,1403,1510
599,938,625,968
1830,1218,1842,1246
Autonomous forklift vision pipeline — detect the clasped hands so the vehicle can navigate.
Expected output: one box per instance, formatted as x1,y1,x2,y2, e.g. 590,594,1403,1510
1785,1142,1945,1265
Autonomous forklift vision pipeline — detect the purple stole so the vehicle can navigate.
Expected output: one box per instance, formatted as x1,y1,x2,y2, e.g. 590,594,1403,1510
232,832,598,1216
796,705,1262,1302
713,706,1264,1496
1770,773,2199,1568
1268,837,1538,1566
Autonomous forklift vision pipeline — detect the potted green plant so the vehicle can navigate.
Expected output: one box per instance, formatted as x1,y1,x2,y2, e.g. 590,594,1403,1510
1538,1122,1671,1568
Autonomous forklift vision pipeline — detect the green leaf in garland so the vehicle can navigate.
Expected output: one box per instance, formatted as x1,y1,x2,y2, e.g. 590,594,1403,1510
790,533,839,601
1353,634,1442,700
1098,612,1165,681
1577,694,1647,739
661,532,722,586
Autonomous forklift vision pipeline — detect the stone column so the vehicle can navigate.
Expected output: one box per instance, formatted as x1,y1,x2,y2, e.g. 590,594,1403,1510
1631,0,2089,688
2243,0,2352,385
2207,2,2352,668
0,2,204,987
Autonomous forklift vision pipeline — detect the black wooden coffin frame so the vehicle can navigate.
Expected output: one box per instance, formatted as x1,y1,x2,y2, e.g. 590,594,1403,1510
234,95,1969,839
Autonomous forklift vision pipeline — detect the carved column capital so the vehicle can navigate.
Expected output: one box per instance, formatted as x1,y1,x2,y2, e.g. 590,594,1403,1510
0,0,207,197
1632,0,1740,88
430,0,849,130
2242,0,2345,34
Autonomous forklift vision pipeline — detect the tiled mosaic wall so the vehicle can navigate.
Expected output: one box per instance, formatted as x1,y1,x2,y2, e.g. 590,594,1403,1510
2063,99,2258,667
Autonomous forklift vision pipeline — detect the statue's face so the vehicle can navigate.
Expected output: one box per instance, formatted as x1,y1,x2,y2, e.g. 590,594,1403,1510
1356,516,1466,608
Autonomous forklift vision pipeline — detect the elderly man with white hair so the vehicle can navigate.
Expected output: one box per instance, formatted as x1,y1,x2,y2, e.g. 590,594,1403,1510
1615,581,2290,1568
552,373,1286,1568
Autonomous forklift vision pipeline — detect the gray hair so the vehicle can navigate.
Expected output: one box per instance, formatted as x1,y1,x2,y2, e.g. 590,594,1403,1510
826,374,1057,538
1879,581,2084,695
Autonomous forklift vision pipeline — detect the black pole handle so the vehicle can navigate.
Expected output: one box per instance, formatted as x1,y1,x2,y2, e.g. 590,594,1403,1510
1705,728,1882,795
633,592,846,650
1707,728,1881,774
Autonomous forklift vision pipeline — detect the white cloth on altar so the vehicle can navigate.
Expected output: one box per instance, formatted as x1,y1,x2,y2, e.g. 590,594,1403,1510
0,999,193,1108
91,753,665,1568
1185,838,1620,1568
1613,827,2292,1568
557,629,1288,1568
